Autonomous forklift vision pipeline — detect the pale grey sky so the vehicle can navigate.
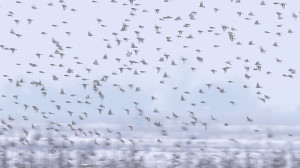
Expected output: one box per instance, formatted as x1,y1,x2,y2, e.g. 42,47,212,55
0,0,299,147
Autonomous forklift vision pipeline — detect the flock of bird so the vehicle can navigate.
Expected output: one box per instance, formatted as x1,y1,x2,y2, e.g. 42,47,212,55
0,0,299,155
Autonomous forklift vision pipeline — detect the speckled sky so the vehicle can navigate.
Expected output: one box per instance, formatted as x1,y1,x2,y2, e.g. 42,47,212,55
0,0,299,147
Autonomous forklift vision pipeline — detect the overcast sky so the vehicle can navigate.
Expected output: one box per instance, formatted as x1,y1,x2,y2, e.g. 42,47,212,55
0,0,299,147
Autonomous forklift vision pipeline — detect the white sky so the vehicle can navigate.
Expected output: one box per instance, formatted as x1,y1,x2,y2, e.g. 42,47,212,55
0,0,299,147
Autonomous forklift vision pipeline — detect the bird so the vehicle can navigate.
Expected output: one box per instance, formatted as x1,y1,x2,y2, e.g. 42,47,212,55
200,121,208,130
247,116,253,123
211,115,217,121
0,0,297,164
